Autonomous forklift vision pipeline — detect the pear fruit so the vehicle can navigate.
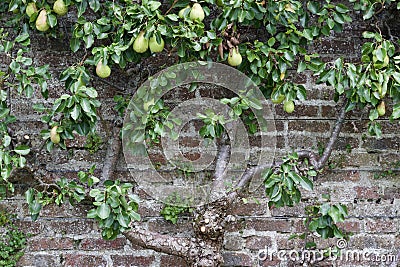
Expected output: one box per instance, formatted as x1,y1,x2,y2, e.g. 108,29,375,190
36,9,49,32
272,94,285,104
283,100,295,113
133,31,149,53
179,5,190,18
96,62,111,78
227,47,242,66
190,3,205,22
26,2,37,18
377,101,386,116
149,35,165,53
53,0,68,16
50,126,60,144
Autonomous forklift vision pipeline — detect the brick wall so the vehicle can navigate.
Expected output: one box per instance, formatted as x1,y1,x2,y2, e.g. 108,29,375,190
1,9,399,267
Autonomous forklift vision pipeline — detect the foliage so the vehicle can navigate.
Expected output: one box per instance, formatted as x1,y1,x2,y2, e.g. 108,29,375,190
160,193,193,224
0,212,27,267
263,152,317,208
84,132,103,154
0,0,399,256
87,180,141,240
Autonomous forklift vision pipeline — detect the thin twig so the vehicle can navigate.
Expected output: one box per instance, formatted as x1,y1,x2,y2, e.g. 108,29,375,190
165,0,179,15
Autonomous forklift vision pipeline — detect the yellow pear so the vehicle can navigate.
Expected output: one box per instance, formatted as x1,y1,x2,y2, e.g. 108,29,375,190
53,0,68,16
50,126,60,144
149,35,165,53
227,47,242,66
36,10,49,32
190,3,205,22
133,31,149,53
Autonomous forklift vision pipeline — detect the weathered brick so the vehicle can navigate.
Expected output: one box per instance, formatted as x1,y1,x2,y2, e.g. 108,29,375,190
79,237,127,250
64,254,107,267
222,252,253,266
111,255,155,267
27,237,75,251
288,120,331,133
246,218,292,232
354,186,380,200
245,236,272,250
160,255,188,266
17,253,61,267
336,220,362,233
364,219,398,233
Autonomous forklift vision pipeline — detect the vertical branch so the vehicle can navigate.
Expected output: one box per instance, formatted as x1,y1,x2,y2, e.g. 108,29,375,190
101,124,122,181
316,98,348,169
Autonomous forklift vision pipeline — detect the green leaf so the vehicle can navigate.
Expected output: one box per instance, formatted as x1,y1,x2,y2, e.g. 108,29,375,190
70,105,81,121
298,175,313,191
97,203,111,219
14,145,31,156
47,13,57,28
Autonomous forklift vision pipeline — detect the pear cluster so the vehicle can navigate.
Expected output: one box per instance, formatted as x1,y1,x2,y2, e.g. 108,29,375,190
27,0,68,32
133,31,165,54
178,3,205,22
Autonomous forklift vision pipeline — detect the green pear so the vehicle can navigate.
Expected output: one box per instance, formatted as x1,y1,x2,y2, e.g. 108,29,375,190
36,10,49,32
50,126,60,144
53,0,68,16
133,31,149,53
377,101,386,116
149,35,165,53
190,3,205,22
283,100,295,113
96,62,111,78
227,47,242,66
272,94,285,104
26,2,37,18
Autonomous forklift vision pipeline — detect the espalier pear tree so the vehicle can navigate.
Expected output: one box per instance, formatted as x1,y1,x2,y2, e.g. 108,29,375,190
0,0,399,266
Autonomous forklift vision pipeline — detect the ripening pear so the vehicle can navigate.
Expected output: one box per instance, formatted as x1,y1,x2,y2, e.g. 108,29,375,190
149,35,165,53
36,9,49,32
26,2,37,18
96,62,111,78
227,47,242,66
190,3,205,22
50,126,60,144
133,31,149,53
377,101,386,116
272,94,285,104
53,0,68,16
283,100,295,113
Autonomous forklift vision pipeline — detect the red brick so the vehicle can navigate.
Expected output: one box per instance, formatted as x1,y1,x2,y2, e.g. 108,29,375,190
111,255,155,267
28,237,75,251
79,237,127,250
246,218,292,232
354,186,380,200
246,236,272,250
64,254,107,267
288,120,331,133
365,219,398,233
160,255,188,266
336,220,361,233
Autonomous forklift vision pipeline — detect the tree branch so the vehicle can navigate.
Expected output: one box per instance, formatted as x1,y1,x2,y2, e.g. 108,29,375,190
298,98,348,170
101,125,122,182
211,143,230,197
124,223,223,266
